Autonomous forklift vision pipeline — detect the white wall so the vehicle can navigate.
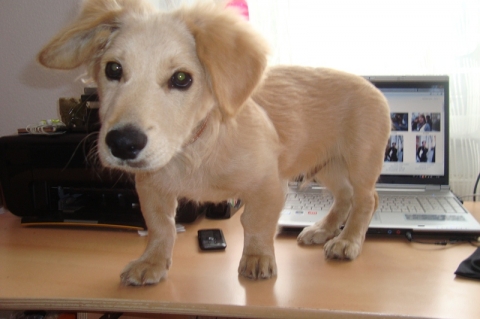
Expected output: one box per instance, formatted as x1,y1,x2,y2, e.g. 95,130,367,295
0,0,85,137
0,0,190,138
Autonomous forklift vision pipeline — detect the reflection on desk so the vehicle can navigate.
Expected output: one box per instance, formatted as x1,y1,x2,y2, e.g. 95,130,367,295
1,203,480,319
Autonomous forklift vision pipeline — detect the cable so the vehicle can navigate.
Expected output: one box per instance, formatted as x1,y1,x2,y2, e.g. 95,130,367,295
405,231,448,245
473,172,480,202
25,119,66,135
405,231,480,246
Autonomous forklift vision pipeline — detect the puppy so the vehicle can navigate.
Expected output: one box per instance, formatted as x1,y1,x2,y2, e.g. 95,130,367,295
38,0,391,285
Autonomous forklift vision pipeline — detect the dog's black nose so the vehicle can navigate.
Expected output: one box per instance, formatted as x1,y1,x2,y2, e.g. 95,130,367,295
105,125,148,160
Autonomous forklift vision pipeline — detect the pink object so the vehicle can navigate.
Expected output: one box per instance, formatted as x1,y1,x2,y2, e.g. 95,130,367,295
226,0,249,20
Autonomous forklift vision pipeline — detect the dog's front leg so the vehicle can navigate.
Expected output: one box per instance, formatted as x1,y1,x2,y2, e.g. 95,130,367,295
120,173,177,286
238,180,285,280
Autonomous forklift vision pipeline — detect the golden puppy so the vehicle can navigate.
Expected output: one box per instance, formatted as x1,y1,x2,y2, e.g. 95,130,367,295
38,0,390,285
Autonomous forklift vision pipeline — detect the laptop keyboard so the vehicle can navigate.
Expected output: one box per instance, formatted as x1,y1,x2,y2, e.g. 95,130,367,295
378,196,465,214
285,192,465,214
285,192,333,212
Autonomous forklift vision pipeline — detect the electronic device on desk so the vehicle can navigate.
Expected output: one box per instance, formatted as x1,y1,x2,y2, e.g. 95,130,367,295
0,133,144,229
0,89,240,230
0,133,220,230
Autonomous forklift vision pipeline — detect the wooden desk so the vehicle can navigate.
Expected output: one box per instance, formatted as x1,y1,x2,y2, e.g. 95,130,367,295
1,203,480,319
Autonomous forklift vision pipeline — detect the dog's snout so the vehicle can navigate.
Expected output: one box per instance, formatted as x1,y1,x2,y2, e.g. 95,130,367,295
105,125,148,160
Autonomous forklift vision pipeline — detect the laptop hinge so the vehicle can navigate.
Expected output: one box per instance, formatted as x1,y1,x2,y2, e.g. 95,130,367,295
440,185,450,190
425,185,442,191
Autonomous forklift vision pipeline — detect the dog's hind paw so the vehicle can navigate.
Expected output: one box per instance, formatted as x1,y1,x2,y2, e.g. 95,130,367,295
297,225,340,245
323,237,362,260
120,258,170,286
238,254,277,280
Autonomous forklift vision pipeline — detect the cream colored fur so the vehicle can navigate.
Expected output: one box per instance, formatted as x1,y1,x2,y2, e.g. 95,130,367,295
38,0,391,285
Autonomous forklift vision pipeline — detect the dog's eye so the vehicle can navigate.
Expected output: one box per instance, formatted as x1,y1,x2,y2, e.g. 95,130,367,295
105,62,123,81
170,71,192,89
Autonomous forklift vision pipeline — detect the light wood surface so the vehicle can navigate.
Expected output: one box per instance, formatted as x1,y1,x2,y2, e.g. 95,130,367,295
1,203,480,319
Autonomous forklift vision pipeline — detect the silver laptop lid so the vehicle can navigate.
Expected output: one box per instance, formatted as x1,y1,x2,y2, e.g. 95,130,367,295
364,75,450,188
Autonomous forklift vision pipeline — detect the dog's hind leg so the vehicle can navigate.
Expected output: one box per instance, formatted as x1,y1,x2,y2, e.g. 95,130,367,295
238,176,286,280
323,186,377,260
297,159,353,245
322,157,380,260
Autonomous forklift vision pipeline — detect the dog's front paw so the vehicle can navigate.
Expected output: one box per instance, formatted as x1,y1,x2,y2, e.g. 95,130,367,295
120,258,171,286
323,237,362,260
297,225,341,245
238,254,277,280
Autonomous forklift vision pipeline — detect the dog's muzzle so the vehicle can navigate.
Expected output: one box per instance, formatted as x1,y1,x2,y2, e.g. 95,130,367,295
105,125,148,161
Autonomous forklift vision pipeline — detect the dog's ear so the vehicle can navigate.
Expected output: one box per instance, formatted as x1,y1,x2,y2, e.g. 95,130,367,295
38,0,154,70
181,4,269,119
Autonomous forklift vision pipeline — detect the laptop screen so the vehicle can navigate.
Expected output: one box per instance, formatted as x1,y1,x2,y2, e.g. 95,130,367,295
365,76,450,186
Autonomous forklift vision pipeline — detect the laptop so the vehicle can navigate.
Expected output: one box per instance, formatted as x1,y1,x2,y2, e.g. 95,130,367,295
278,75,480,239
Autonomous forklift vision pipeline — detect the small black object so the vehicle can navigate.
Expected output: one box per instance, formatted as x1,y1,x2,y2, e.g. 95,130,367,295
198,228,227,250
455,247,480,280
99,313,123,319
205,199,243,219
20,311,47,319
176,199,204,223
